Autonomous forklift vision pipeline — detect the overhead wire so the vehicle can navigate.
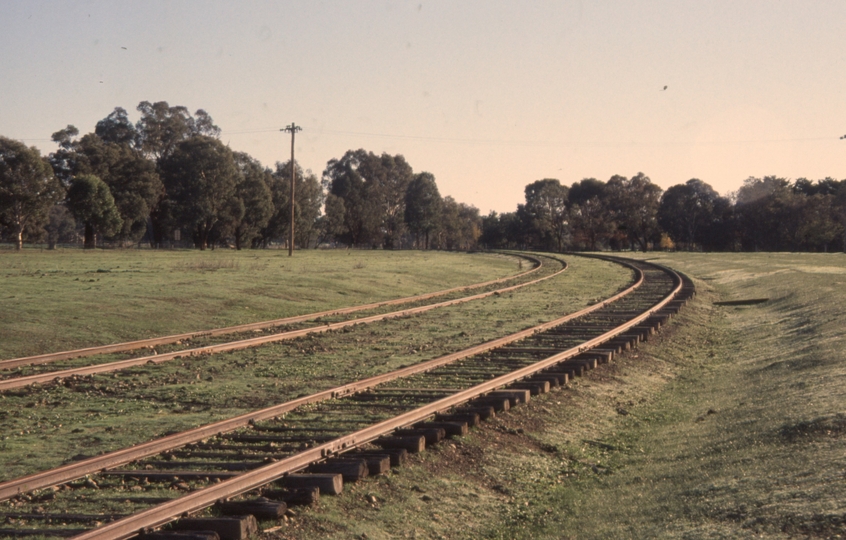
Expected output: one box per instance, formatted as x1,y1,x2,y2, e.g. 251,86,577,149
220,127,839,148
12,129,843,147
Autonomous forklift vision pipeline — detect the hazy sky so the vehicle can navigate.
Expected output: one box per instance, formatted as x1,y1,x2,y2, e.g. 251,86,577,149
2,1,845,213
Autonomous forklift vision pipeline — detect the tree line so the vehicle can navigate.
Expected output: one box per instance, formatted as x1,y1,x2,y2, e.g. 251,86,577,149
2,102,845,252
479,174,846,252
0,102,482,251
21,102,324,250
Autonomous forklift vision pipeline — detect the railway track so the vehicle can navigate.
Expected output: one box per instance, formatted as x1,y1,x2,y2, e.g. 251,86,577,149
0,254,561,392
0,254,694,540
1,253,544,372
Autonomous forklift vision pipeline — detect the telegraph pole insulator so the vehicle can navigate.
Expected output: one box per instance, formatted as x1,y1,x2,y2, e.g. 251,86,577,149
281,123,302,256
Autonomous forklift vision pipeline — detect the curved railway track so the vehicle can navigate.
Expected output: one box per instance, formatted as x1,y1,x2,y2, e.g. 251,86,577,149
0,253,545,371
0,254,562,392
0,254,694,540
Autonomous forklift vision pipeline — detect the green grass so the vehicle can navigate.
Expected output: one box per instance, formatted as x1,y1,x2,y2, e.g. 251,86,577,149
0,252,633,485
0,249,523,360
270,252,846,540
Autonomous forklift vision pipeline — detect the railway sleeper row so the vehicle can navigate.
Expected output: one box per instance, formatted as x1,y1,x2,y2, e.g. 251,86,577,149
1,310,689,539
0,260,693,539
129,306,685,540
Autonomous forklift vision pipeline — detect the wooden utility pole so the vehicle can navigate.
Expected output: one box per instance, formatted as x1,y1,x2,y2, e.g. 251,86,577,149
281,123,302,256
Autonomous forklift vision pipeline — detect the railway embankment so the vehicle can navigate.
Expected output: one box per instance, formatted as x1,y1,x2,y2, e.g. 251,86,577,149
276,253,845,539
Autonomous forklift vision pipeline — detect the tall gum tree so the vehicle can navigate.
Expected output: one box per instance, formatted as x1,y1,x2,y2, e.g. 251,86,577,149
230,152,273,250
404,172,442,249
657,178,721,250
0,137,62,250
273,160,324,249
52,130,161,245
323,149,413,248
606,173,663,252
361,152,413,249
323,149,379,247
135,101,220,247
159,136,238,250
521,178,569,252
66,174,123,249
568,178,611,251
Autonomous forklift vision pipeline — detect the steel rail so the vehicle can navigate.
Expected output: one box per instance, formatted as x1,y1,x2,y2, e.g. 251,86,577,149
0,253,543,370
0,255,636,502
70,256,683,540
0,256,563,391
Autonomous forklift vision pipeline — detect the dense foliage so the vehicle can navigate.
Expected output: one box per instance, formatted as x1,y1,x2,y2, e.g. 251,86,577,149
1,103,844,252
481,175,846,253
0,136,62,250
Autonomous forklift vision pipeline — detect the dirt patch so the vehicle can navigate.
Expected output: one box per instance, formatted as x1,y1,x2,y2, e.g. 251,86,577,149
778,413,846,443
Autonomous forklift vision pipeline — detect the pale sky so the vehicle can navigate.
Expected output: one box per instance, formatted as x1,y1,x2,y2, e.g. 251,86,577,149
2,1,845,213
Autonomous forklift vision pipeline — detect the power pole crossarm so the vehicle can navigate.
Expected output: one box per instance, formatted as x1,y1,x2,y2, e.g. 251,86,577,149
281,123,302,256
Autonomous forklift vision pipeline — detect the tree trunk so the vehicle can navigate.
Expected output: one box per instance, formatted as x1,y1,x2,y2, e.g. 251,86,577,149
83,223,96,249
15,225,23,251
149,211,167,249
197,223,207,250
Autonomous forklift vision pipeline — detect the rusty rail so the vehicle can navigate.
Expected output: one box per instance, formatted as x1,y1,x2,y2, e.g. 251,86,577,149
0,255,694,540
0,255,563,391
0,253,543,370
71,256,687,540
0,255,612,501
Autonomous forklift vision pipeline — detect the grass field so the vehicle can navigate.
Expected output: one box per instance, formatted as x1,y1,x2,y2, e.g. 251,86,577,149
6,251,839,539
0,248,523,360
273,253,846,540
0,250,633,485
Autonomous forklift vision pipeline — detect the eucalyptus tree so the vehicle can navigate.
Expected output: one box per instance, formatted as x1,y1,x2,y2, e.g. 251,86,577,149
135,101,220,163
435,197,481,251
606,173,663,251
95,107,138,145
229,152,273,250
734,176,791,251
159,136,239,250
361,152,414,248
323,149,379,247
254,160,323,248
522,178,569,252
479,211,508,249
135,101,220,246
66,174,123,249
45,205,77,249
657,178,721,250
323,149,414,248
567,178,611,251
50,115,161,244
315,193,348,247
0,137,63,250
267,160,324,248
404,172,442,249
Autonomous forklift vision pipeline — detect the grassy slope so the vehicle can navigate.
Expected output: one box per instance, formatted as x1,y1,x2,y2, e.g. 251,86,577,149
277,253,845,540
0,249,520,359
566,253,846,539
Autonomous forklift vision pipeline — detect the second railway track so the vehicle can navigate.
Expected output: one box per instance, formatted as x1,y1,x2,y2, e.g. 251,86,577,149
0,254,694,539
0,254,563,391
